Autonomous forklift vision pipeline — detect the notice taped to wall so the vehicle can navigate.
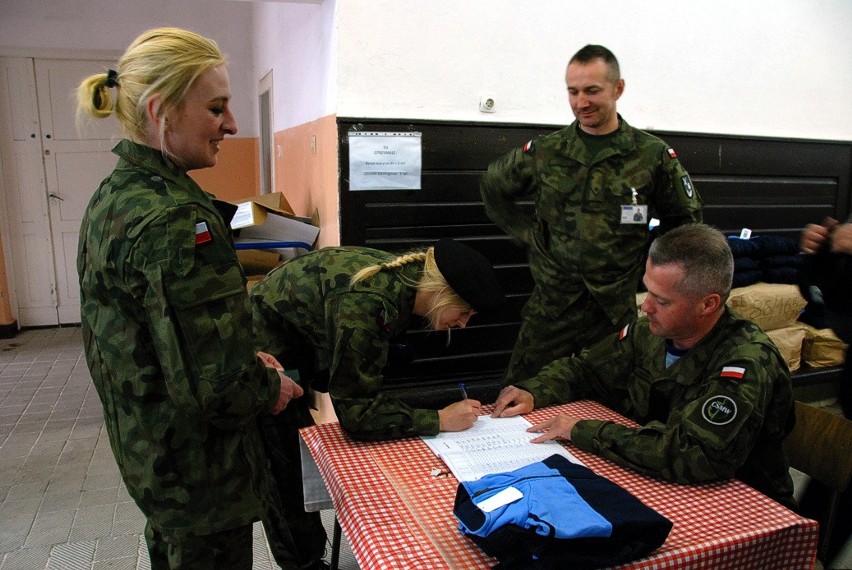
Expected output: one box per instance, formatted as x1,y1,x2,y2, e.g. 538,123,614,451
348,131,422,191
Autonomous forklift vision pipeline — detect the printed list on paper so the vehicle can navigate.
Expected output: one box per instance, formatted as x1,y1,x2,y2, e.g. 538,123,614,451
421,415,583,481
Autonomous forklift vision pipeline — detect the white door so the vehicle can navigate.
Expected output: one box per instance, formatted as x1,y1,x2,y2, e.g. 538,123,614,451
0,57,118,326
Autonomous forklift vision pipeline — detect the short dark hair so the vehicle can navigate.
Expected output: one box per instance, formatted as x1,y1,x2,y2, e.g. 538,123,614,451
648,224,734,302
569,44,620,82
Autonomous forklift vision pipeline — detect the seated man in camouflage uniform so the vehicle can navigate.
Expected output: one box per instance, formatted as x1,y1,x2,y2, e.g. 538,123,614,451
492,224,796,509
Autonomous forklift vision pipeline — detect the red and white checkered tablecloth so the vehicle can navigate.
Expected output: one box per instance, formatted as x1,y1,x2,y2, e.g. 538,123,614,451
300,400,819,569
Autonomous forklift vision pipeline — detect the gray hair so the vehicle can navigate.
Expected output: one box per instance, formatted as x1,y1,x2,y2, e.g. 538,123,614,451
648,224,734,303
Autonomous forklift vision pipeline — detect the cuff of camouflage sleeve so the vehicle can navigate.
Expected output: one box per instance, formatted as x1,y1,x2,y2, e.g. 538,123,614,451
570,419,606,451
412,408,441,436
513,380,551,409
265,365,282,408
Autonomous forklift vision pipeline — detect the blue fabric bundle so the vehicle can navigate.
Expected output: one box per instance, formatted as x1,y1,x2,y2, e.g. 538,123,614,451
453,454,672,569
727,235,803,288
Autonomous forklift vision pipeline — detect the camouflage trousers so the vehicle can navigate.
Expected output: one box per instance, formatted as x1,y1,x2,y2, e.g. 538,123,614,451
259,394,328,569
144,521,253,570
502,287,634,387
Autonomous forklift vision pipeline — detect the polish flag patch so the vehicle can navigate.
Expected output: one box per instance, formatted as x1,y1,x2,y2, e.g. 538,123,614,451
523,140,533,153
667,147,678,159
618,324,630,340
195,221,212,245
720,366,746,380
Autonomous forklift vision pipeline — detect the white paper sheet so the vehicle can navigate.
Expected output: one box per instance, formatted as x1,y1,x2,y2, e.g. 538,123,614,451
421,415,582,481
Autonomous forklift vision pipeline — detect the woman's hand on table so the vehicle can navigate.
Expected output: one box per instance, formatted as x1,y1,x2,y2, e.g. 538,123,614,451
439,399,482,432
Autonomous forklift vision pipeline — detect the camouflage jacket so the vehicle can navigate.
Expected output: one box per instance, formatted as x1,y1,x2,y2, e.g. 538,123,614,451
250,247,441,441
77,139,281,539
516,307,795,507
481,116,703,325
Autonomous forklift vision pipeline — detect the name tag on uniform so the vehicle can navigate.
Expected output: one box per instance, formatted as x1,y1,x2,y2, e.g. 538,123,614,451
621,205,648,224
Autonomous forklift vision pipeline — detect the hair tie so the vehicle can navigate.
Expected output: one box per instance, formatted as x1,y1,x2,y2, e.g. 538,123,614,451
105,69,119,88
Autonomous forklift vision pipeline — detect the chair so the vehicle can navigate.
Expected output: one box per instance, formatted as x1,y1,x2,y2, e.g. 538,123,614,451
784,401,852,564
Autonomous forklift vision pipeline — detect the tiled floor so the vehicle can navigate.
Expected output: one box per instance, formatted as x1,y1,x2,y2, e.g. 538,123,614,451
4,326,852,569
0,326,359,570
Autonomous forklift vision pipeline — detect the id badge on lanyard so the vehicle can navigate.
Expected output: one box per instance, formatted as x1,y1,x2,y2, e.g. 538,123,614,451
621,187,647,224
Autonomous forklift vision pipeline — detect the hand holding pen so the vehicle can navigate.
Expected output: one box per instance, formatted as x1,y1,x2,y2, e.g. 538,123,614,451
458,382,469,401
437,382,481,432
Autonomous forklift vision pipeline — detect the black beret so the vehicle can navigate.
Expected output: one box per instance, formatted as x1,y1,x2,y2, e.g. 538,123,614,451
434,238,506,311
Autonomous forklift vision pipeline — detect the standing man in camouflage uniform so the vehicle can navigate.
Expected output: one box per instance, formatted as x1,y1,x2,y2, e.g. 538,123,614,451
492,224,796,509
481,44,703,387
77,28,305,569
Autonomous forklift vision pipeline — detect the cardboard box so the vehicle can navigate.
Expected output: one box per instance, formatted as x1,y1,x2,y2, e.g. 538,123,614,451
236,248,281,275
767,324,807,372
246,274,265,292
801,323,849,368
230,193,319,259
726,283,807,332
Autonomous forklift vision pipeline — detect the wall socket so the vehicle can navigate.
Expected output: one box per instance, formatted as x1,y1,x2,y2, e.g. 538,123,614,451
479,95,496,113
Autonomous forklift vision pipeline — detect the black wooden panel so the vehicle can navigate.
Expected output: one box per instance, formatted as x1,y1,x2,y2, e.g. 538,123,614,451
338,118,852,405
392,323,520,360
696,176,838,205
703,204,831,237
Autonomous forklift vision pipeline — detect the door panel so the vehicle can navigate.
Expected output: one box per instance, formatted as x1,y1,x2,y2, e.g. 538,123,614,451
37,59,118,325
0,57,117,326
0,58,56,325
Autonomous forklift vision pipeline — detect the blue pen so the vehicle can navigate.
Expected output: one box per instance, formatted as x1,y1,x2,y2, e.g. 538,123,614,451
458,382,468,401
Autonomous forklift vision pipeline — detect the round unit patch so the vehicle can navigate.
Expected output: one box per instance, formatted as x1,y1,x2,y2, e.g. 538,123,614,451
701,395,737,425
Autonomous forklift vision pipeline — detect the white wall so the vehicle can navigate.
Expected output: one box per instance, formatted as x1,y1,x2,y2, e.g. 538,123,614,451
253,0,337,131
0,0,259,137
336,0,852,141
2,0,850,141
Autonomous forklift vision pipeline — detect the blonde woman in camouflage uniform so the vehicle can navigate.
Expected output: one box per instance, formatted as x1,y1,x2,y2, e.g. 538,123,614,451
77,28,305,569
250,239,505,561
492,224,796,509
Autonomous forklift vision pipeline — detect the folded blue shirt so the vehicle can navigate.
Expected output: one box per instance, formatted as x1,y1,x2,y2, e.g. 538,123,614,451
457,460,612,540
453,454,673,569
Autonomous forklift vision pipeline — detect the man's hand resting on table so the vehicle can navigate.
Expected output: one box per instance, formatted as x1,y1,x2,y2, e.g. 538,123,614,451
527,414,581,443
490,385,535,418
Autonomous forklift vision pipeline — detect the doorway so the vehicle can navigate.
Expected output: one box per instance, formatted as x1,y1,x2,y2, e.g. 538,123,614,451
0,56,118,326
258,70,274,195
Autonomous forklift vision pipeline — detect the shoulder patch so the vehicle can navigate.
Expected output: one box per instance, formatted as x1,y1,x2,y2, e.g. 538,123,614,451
681,174,694,199
618,324,630,340
667,147,678,159
195,221,212,245
701,395,738,425
720,365,746,380
522,140,534,153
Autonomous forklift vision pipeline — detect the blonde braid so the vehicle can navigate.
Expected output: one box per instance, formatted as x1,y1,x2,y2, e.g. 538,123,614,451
351,251,427,286
350,247,471,330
